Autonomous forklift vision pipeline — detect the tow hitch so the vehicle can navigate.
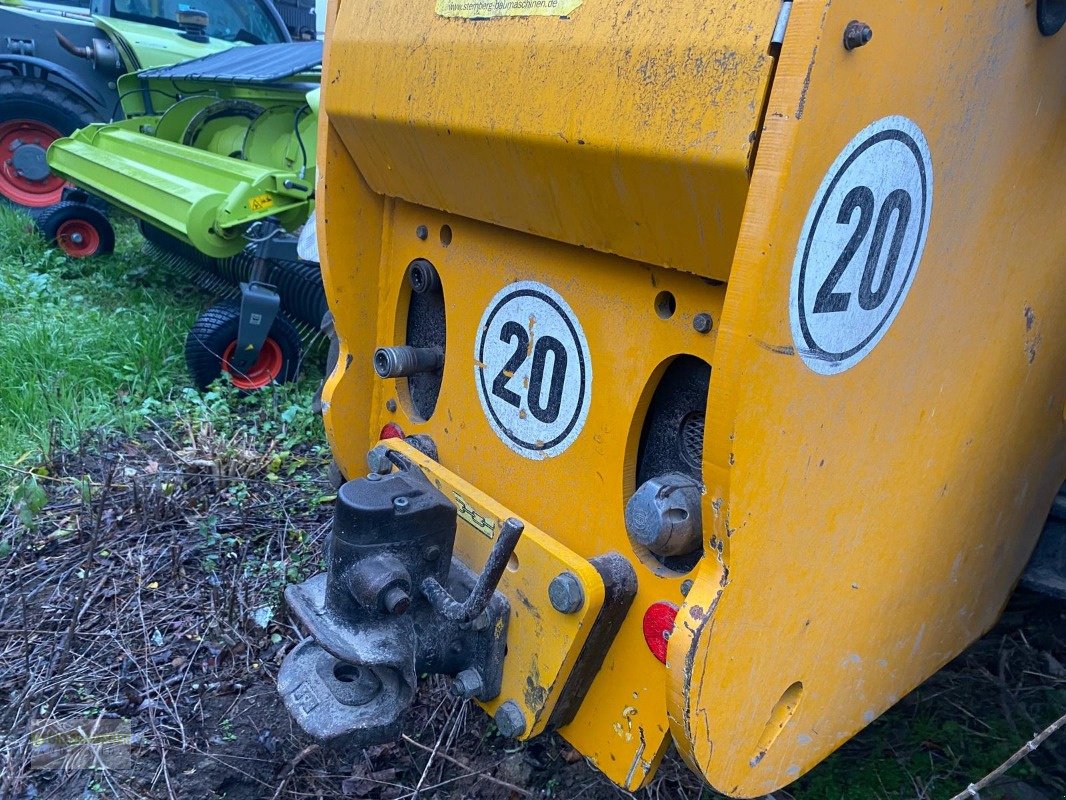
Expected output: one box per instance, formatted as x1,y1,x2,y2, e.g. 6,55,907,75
280,439,637,747
279,449,518,744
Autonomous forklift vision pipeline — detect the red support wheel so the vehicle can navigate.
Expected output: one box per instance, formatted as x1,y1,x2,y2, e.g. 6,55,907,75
221,338,286,391
185,301,303,391
0,119,67,208
55,218,101,258
35,202,115,258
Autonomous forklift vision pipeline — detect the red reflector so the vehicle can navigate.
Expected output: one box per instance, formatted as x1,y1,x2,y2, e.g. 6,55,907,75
642,602,679,664
379,423,405,441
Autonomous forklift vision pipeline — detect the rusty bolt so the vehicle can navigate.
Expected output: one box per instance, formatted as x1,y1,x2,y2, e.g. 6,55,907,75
494,701,527,738
452,669,483,699
692,313,713,334
382,585,411,615
843,20,873,50
548,572,584,614
366,444,392,475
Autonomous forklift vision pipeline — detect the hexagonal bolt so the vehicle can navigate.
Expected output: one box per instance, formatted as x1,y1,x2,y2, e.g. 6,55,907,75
451,668,483,699
548,572,584,614
366,444,393,475
494,700,527,738
843,20,873,50
692,313,713,334
382,585,411,615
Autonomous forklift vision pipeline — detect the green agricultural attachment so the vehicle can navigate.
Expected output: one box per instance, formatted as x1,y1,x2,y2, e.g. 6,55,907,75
0,0,313,209
48,42,320,258
46,41,327,392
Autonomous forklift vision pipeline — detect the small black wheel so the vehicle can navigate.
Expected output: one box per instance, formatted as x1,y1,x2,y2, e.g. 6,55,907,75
185,300,303,391
36,201,115,258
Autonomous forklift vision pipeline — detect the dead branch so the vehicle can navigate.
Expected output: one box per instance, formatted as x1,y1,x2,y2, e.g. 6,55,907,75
949,710,1066,800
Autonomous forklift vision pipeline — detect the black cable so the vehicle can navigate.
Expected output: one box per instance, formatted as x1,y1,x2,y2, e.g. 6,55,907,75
293,104,310,176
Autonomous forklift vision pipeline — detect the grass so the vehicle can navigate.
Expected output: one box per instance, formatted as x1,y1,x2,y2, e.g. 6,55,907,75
0,206,205,462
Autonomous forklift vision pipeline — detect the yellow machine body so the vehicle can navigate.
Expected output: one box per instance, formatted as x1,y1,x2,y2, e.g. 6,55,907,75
315,0,1065,795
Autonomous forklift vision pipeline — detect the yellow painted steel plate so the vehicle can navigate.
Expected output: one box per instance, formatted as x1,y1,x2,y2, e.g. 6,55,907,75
668,2,1066,795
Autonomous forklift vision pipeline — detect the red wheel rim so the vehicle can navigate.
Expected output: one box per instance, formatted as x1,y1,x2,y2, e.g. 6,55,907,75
221,338,285,390
0,120,67,207
55,219,101,258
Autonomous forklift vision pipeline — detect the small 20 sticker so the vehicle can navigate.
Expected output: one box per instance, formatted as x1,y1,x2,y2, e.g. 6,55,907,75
474,281,592,460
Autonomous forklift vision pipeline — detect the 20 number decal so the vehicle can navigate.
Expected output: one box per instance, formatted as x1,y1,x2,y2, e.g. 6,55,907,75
491,321,568,424
813,186,913,315
791,116,933,375
476,282,592,459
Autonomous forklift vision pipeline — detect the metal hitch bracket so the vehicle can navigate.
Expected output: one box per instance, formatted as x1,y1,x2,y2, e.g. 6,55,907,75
279,461,516,746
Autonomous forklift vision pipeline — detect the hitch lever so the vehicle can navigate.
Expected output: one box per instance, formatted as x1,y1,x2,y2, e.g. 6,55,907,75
421,517,523,623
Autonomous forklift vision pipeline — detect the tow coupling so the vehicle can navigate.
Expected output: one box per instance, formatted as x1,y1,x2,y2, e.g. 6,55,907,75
279,450,518,745
280,439,638,747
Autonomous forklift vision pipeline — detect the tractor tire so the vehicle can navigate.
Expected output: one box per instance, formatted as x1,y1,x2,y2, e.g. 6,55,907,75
36,201,115,258
0,77,96,209
185,300,303,391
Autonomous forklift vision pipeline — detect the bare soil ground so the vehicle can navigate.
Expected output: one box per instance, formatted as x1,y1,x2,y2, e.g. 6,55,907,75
1,427,1064,800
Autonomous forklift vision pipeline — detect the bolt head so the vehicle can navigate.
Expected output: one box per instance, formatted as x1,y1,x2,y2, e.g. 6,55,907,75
843,20,873,50
423,545,441,562
548,572,584,614
494,700,527,738
415,224,428,240
452,668,483,699
692,313,713,334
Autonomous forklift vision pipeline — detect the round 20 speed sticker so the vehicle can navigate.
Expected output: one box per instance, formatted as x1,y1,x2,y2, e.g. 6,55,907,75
475,281,592,460
790,115,934,375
